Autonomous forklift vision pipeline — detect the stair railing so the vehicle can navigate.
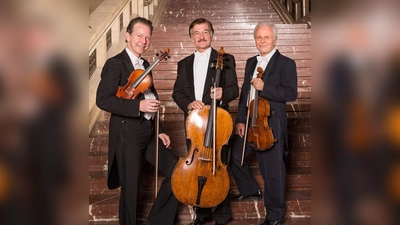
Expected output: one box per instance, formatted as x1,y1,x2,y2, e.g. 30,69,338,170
269,0,311,25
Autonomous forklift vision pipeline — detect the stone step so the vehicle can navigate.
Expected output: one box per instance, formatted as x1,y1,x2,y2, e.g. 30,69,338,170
145,40,311,51
89,112,311,138
90,103,311,119
89,146,311,173
89,113,311,137
144,46,311,56
90,113,310,131
149,88,311,100
150,32,311,40
150,78,311,92
89,132,311,153
89,162,311,196
90,217,312,225
89,129,311,153
154,23,309,30
133,58,311,72
89,189,311,222
142,52,310,65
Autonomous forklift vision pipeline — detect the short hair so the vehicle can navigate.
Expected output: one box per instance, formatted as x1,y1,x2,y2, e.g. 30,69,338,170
188,18,214,38
126,17,154,35
253,22,278,39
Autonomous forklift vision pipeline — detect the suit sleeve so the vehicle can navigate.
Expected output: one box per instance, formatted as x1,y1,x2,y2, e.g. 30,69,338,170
96,58,141,117
220,54,239,107
172,60,192,115
260,57,298,102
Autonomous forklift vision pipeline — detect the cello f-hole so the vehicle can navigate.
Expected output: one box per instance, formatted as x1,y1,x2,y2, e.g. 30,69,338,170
185,149,199,165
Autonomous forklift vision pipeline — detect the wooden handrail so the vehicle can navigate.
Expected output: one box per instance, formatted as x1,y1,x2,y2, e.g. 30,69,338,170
269,0,311,26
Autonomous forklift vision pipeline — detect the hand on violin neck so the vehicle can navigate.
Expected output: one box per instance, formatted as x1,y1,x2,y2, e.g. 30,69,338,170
188,100,204,110
140,99,160,112
210,87,223,100
251,78,264,91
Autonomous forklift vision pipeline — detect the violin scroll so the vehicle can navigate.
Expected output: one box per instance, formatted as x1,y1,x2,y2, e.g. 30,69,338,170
156,48,171,61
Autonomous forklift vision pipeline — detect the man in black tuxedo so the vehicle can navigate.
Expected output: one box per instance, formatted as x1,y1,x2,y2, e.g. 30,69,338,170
96,17,179,225
229,23,298,225
172,18,239,225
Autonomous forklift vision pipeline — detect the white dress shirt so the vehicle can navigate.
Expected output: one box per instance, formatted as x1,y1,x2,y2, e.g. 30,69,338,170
247,48,276,106
193,47,211,101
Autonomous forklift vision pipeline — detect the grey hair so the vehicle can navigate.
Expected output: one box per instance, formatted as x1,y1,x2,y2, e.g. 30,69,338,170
253,22,278,39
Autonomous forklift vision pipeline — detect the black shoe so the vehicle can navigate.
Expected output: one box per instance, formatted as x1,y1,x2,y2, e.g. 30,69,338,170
260,219,284,225
215,223,226,225
190,217,213,225
233,189,262,200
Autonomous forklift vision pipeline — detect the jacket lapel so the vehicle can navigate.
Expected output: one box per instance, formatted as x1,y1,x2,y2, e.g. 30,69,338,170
202,48,217,100
245,57,258,93
262,50,280,80
185,54,195,99
120,50,134,76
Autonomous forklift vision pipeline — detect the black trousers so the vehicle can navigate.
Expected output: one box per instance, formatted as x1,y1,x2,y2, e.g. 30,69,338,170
194,196,231,224
229,120,286,222
116,119,179,225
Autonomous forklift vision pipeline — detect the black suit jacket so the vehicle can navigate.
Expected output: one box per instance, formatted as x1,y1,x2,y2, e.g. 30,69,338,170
96,49,163,189
236,50,297,151
172,48,239,120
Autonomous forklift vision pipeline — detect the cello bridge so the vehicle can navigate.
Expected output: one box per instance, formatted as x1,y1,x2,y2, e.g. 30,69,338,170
198,157,211,162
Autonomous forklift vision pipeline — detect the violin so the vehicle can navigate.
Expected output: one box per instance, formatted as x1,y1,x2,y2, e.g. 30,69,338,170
247,67,276,151
115,49,170,99
171,47,232,208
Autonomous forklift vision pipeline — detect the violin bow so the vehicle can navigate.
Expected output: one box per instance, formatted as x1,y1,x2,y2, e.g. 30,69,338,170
241,67,263,166
241,92,251,166
155,110,159,198
212,81,217,175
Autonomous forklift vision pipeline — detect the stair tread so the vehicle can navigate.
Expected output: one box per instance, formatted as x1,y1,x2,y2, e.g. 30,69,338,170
90,189,310,205
89,217,311,225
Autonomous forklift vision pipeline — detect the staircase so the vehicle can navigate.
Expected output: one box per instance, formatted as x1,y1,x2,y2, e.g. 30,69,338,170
89,0,311,224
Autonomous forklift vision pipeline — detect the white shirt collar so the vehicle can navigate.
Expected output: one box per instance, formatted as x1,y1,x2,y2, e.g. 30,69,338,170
194,47,212,58
125,47,142,66
257,48,276,62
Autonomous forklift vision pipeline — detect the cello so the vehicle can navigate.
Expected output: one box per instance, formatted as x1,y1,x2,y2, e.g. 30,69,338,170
171,47,232,208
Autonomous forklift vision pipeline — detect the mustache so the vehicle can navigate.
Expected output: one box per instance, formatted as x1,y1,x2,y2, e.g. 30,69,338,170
197,38,207,42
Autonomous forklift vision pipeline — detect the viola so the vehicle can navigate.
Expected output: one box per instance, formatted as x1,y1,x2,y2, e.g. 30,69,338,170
171,47,232,208
115,49,170,99
247,67,276,151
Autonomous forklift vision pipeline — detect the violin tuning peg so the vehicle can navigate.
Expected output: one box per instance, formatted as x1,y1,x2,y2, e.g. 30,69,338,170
168,56,171,58
156,53,159,57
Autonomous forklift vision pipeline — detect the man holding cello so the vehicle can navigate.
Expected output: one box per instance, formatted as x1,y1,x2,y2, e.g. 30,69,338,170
172,18,239,225
96,17,179,225
229,22,298,225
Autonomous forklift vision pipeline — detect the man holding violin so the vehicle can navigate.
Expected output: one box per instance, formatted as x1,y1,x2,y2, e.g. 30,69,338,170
96,17,179,225
172,18,239,225
229,23,298,225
